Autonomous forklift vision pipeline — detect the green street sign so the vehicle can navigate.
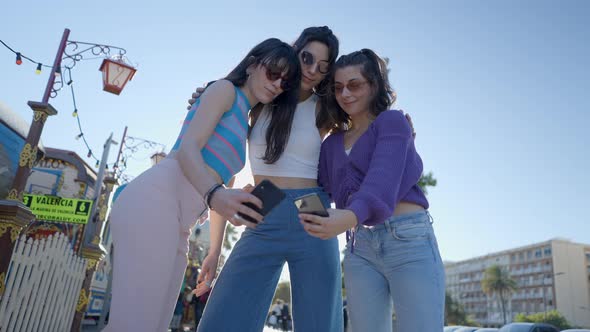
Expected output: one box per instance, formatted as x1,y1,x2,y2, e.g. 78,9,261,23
22,194,94,224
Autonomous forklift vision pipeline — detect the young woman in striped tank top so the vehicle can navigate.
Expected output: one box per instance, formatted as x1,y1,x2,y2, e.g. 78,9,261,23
191,27,346,332
103,38,301,332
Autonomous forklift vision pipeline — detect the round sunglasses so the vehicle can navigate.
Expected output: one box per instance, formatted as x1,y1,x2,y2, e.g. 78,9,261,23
300,51,330,74
333,80,369,95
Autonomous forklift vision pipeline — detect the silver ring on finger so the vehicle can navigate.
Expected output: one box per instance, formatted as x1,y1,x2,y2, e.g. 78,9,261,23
233,213,240,220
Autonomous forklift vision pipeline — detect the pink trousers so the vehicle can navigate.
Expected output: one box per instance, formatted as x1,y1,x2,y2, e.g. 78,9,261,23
103,158,206,331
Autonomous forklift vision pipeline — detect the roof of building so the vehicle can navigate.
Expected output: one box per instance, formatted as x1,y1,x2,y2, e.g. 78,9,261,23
0,100,45,151
44,147,97,185
444,238,588,268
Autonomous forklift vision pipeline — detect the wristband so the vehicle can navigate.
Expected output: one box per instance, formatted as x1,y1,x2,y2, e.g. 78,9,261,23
205,184,223,209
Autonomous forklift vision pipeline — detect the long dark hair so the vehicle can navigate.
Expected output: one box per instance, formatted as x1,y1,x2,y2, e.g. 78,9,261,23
221,38,301,164
250,27,339,163
326,49,395,131
292,26,341,133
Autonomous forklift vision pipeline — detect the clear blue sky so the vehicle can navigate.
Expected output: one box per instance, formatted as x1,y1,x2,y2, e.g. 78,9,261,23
1,0,588,262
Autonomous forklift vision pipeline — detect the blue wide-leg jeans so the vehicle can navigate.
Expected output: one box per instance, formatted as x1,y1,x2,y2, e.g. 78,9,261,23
198,187,343,332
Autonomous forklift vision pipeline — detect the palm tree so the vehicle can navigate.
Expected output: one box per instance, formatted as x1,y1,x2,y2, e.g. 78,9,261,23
481,265,518,325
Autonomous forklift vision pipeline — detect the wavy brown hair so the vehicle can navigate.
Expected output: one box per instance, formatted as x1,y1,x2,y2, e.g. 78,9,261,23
325,49,396,131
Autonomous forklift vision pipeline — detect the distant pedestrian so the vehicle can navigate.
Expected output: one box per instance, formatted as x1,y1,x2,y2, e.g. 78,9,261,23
170,293,184,332
192,288,210,329
280,302,291,331
343,299,348,330
267,299,282,328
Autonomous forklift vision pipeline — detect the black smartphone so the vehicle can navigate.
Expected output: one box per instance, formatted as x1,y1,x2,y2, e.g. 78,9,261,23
238,179,286,223
293,192,329,217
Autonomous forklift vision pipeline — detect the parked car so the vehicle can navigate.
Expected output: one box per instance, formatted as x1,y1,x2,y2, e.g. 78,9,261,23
456,328,481,332
560,330,590,332
445,327,467,332
475,329,500,332
498,322,559,332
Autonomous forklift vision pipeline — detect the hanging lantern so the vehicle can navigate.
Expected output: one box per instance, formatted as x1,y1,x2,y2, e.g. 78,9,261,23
99,57,137,95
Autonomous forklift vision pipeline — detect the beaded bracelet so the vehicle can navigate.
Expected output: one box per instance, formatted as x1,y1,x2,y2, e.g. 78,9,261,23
205,183,224,209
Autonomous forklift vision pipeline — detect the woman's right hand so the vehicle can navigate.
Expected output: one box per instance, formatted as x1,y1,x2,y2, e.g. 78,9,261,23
187,87,206,110
209,187,264,225
194,253,220,297
224,184,259,228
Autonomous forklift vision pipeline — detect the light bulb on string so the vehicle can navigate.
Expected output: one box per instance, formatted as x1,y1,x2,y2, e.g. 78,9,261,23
87,150,92,158
35,63,42,75
95,160,99,168
72,109,78,117
15,53,22,65
75,133,83,140
55,66,61,77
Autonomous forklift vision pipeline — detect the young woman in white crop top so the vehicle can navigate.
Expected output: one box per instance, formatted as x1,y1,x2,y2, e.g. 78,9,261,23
191,27,347,332
249,93,321,179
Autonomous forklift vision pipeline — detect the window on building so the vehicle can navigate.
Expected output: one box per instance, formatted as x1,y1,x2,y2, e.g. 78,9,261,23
519,252,524,261
544,247,552,257
511,254,516,262
535,249,542,258
527,250,532,259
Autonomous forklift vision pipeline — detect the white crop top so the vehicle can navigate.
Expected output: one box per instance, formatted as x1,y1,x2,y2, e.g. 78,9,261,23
249,94,321,179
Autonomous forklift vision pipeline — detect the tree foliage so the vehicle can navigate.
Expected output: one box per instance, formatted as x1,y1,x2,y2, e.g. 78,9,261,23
514,310,572,330
418,171,437,195
223,223,238,250
445,291,479,326
272,281,291,304
481,265,518,325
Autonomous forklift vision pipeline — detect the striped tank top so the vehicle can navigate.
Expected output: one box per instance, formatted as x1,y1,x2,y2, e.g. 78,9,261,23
171,84,251,184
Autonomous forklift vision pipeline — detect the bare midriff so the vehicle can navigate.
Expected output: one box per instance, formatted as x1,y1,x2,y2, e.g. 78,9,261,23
393,201,424,216
253,175,318,189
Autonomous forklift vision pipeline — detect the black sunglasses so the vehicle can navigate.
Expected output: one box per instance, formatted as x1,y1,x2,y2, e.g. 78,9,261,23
264,64,292,91
300,51,330,74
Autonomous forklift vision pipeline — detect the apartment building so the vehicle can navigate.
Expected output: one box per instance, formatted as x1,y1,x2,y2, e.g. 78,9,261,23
445,238,590,328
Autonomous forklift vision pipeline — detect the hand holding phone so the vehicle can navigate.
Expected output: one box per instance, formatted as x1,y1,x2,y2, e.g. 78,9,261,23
238,180,286,223
294,193,329,217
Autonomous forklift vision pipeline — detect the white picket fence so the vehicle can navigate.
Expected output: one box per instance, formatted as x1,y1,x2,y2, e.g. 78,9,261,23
0,232,87,332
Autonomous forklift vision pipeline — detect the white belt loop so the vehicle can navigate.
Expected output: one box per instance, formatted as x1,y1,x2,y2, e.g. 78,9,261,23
384,217,393,233
426,210,434,225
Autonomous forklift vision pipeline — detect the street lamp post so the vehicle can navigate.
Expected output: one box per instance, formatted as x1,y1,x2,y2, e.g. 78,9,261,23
70,133,124,330
0,29,70,297
0,28,135,324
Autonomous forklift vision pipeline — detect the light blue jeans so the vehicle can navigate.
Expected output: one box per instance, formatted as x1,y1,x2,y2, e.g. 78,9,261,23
198,187,343,332
343,210,445,332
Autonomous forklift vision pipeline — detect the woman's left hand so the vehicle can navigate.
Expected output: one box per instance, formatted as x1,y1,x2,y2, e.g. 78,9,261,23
299,209,358,240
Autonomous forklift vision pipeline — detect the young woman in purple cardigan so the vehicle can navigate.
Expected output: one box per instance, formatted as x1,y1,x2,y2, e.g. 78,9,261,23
299,49,445,331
